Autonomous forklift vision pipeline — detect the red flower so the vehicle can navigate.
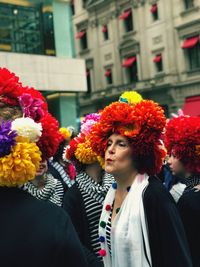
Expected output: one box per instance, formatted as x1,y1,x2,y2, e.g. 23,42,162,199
0,68,23,106
37,112,63,160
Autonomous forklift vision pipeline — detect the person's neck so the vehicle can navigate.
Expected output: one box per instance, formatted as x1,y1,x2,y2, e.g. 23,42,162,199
85,163,102,183
115,170,138,193
31,174,47,189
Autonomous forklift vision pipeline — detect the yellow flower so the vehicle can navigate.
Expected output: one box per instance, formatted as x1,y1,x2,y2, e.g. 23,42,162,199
120,91,143,105
59,127,71,140
75,140,98,164
0,141,42,186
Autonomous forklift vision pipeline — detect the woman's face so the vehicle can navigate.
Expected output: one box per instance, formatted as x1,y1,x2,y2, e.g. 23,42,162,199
168,153,186,178
105,134,135,177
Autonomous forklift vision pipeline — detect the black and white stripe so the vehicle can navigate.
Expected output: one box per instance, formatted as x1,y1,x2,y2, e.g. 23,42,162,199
106,212,112,256
48,160,74,188
76,172,114,258
21,173,64,207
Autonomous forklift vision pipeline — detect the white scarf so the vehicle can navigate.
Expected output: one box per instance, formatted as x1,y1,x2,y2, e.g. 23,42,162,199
99,173,152,267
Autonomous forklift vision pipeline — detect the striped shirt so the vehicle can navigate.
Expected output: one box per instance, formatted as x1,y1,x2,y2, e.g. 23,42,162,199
48,159,75,189
76,172,114,258
21,173,64,207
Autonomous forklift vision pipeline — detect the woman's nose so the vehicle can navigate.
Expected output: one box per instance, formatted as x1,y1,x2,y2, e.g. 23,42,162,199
107,144,115,154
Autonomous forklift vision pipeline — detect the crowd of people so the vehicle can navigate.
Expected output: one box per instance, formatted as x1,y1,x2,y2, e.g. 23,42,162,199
0,67,199,267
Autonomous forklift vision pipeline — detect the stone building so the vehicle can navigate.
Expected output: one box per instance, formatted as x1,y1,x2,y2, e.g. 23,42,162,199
72,0,200,117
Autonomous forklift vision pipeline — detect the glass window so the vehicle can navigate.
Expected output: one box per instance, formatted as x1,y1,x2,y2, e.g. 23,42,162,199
187,43,200,70
184,0,194,9
124,9,133,32
80,30,88,50
0,3,54,55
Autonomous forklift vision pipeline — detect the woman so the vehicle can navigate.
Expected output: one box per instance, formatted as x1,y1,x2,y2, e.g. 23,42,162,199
165,115,200,267
0,67,89,267
88,91,192,267
63,113,114,265
21,159,65,207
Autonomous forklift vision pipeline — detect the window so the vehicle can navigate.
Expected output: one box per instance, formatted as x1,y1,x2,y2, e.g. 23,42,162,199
71,0,75,15
102,25,109,41
183,0,194,9
122,56,138,83
82,0,87,8
43,11,55,56
150,4,159,21
0,3,45,55
76,30,88,50
119,9,133,33
153,54,163,72
182,36,200,70
104,69,113,85
86,69,92,94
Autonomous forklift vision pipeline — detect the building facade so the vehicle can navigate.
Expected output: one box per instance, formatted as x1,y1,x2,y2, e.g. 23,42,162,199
0,0,87,129
72,0,200,117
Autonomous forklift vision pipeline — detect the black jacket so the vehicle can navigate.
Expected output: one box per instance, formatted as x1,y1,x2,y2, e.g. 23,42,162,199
0,187,88,267
144,176,193,267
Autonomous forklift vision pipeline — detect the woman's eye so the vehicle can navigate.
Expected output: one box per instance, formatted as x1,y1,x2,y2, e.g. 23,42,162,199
119,142,126,147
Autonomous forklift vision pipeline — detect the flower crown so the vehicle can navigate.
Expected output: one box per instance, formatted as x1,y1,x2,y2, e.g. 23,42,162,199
164,115,200,174
88,91,166,175
0,68,63,186
63,113,101,167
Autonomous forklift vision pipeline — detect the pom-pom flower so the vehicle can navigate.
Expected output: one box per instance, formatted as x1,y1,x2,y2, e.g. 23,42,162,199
59,127,72,140
0,120,17,157
81,113,101,135
18,93,45,121
0,140,42,186
0,68,23,106
11,117,42,142
37,112,63,160
75,139,98,164
164,116,200,174
119,91,143,105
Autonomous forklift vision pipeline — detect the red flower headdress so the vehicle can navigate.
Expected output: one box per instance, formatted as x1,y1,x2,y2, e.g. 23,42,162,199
164,116,200,174
63,113,101,168
89,92,166,175
0,67,62,161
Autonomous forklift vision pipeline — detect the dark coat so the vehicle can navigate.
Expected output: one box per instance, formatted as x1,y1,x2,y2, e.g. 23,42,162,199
177,189,200,267
0,187,88,267
144,176,193,267
63,183,103,267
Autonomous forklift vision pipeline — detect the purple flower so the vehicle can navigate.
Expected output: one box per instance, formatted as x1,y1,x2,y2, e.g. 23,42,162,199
0,120,17,157
18,93,44,120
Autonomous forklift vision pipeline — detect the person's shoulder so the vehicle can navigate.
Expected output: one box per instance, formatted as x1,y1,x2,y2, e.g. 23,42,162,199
144,176,174,203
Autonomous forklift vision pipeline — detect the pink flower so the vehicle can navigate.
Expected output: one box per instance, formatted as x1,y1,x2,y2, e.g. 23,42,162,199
19,93,44,120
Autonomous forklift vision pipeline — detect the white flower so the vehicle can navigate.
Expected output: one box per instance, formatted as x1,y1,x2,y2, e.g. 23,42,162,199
11,117,42,142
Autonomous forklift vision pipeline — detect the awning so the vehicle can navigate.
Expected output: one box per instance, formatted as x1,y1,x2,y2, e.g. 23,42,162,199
182,95,200,116
122,57,136,67
102,25,107,33
76,31,86,39
153,54,162,63
119,10,131,20
104,69,111,77
150,4,157,13
182,36,199,49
